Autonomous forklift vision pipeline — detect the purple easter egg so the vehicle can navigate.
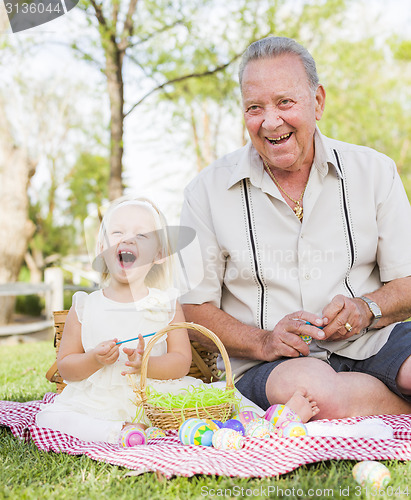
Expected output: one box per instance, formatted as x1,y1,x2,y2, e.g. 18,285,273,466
223,418,245,435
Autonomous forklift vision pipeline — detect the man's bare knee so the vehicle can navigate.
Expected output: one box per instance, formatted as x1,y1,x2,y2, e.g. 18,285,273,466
265,358,341,412
396,355,411,395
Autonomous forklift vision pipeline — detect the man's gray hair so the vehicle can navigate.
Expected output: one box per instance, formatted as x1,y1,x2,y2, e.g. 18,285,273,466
238,36,319,93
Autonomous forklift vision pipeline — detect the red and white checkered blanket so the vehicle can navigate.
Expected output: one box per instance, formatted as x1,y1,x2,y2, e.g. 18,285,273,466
1,394,410,478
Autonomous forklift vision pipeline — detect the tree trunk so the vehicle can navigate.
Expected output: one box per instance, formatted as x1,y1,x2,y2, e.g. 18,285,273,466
0,126,36,324
105,41,124,200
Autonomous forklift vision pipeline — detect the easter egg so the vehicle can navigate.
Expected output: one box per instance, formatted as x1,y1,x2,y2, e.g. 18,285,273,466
120,427,147,447
178,418,204,444
299,334,312,345
264,404,301,427
232,410,261,426
276,420,307,438
352,461,391,489
223,418,245,435
146,427,166,440
203,419,221,432
245,418,275,439
212,428,244,450
199,430,214,447
178,418,213,446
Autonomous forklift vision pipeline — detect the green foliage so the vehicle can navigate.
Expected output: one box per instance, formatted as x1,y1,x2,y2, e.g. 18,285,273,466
15,294,43,317
393,39,411,61
317,37,411,199
29,201,75,258
66,152,109,222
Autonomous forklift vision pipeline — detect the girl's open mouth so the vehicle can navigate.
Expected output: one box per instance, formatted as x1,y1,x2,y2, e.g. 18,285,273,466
118,250,137,268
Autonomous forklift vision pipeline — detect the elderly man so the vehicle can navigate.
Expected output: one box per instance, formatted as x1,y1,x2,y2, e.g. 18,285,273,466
180,36,411,419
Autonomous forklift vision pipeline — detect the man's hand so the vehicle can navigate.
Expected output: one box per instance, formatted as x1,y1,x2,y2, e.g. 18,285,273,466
93,340,120,366
122,334,145,375
260,310,327,361
321,294,372,340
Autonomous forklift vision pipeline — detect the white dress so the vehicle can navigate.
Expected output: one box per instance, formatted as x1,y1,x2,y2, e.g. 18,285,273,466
36,288,203,443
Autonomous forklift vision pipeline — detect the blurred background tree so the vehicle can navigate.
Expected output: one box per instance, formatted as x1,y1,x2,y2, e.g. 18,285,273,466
0,0,410,325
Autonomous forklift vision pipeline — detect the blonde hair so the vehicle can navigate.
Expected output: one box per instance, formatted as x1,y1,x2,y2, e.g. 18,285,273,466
95,195,174,290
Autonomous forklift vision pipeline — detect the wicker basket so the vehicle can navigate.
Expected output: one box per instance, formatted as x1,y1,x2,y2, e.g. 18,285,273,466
137,322,234,430
45,311,68,393
46,312,221,394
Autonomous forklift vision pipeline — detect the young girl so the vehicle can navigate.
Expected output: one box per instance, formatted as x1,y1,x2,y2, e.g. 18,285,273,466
36,196,202,444
37,195,319,444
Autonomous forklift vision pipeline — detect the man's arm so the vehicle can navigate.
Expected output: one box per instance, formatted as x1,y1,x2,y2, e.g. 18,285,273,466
321,276,411,339
183,302,327,361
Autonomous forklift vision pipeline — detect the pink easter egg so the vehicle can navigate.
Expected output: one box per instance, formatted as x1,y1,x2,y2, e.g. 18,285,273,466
121,428,147,447
233,410,261,426
264,404,301,427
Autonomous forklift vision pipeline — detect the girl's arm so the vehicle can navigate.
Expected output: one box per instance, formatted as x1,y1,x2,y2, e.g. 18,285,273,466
57,306,120,382
123,301,192,379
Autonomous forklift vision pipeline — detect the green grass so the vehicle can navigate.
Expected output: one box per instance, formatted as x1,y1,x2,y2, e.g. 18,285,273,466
1,342,410,499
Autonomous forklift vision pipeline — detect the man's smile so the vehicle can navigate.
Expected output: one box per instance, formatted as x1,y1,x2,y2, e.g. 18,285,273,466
266,132,292,145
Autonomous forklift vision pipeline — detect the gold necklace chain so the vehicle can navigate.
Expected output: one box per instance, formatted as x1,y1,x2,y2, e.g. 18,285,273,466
263,160,308,221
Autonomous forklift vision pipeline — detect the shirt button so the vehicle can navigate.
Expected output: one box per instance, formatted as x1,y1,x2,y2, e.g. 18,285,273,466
304,273,310,280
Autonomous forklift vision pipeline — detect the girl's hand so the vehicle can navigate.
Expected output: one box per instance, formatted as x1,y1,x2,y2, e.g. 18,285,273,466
122,334,145,375
93,339,120,366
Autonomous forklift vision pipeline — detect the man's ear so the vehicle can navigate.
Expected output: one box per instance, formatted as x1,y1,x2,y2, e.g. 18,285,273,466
315,84,326,121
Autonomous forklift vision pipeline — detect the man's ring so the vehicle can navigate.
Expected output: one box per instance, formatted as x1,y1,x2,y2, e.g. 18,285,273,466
344,322,353,332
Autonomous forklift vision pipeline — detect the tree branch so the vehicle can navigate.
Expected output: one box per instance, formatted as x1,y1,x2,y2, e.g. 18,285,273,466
89,0,107,28
124,53,242,118
120,0,139,50
123,19,185,51
112,0,119,29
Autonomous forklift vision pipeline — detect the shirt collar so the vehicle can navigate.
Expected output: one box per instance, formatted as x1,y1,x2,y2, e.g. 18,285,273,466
313,127,344,179
226,126,342,191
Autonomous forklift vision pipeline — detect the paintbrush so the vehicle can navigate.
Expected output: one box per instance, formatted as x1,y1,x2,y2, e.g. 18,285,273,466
115,332,156,345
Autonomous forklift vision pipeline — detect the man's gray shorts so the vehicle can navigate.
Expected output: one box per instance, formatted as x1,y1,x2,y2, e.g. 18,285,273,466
235,322,411,410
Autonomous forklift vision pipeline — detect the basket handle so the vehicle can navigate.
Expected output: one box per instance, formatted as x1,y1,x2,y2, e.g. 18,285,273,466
139,321,233,399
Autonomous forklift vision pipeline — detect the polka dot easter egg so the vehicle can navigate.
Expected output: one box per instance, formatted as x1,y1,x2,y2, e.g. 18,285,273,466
299,334,312,345
212,428,244,450
146,427,166,440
